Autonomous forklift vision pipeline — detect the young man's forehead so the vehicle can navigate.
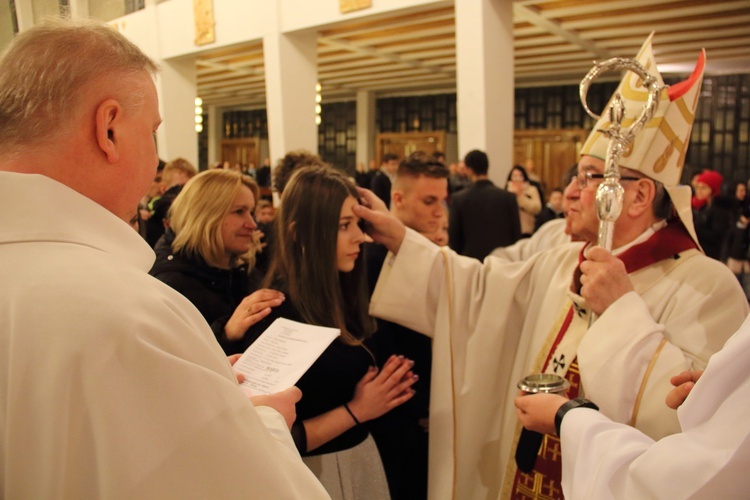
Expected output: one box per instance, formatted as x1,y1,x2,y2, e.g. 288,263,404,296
414,176,448,193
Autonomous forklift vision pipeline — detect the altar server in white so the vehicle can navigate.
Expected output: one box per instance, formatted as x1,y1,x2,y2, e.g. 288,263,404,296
516,313,750,499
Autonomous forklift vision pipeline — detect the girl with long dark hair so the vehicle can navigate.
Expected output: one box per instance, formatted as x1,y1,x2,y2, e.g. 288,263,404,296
247,165,416,499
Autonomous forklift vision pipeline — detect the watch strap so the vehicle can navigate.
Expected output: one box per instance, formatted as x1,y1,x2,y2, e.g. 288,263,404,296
554,397,599,436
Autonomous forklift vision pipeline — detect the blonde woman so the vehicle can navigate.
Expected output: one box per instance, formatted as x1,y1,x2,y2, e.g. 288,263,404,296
150,169,284,354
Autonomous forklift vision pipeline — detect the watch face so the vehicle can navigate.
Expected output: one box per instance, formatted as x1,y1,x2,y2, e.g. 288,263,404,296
517,373,570,394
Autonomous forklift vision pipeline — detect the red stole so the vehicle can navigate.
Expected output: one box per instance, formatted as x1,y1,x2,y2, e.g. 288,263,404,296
510,220,696,499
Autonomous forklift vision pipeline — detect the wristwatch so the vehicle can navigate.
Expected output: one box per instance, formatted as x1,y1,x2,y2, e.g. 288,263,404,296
554,398,599,436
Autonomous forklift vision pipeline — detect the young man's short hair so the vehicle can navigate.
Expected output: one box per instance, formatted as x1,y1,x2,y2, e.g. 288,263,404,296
396,151,450,180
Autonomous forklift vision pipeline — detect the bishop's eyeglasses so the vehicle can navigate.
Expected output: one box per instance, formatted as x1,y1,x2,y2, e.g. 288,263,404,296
575,171,642,190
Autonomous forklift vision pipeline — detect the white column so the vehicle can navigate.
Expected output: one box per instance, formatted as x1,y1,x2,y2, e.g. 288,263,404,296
155,58,199,165
356,90,376,169
263,29,318,165
455,0,514,185
67,0,89,18
0,1,14,47
13,0,34,31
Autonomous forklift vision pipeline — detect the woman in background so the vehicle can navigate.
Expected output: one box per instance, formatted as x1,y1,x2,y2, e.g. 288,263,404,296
247,165,417,499
150,169,284,354
692,169,732,260
724,180,750,299
506,164,542,237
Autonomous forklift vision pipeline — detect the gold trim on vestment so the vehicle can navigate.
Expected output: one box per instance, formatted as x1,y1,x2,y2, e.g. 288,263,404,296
532,300,575,374
500,300,574,498
630,338,667,427
440,249,459,500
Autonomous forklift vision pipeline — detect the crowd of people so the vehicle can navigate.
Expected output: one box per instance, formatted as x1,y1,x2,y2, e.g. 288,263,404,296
4,18,750,500
689,169,750,300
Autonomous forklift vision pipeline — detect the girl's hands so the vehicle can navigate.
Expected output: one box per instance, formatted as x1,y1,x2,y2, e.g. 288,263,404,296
347,354,418,422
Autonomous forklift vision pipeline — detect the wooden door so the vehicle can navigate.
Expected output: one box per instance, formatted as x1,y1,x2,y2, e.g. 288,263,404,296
376,131,446,164
513,129,588,197
221,138,260,168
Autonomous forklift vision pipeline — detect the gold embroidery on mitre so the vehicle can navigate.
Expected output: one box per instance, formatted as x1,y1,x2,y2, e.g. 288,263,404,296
652,143,674,174
622,73,651,102
619,115,659,130
616,117,655,162
652,119,680,174
671,77,702,172
648,112,694,177
676,96,696,123
659,118,680,144
622,139,634,158
646,115,664,129
621,43,660,102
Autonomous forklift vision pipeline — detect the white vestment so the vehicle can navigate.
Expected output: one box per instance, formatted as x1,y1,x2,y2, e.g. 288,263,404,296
490,218,570,262
561,314,750,499
0,173,329,499
370,228,747,499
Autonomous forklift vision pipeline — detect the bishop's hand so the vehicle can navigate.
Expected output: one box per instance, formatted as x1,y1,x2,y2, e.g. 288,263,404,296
354,187,406,255
579,246,634,316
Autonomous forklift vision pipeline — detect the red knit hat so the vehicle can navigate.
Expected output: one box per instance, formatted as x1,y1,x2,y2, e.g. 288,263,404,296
696,170,724,196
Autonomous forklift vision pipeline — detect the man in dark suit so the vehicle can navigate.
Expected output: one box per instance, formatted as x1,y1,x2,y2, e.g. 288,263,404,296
449,149,521,260
370,153,399,208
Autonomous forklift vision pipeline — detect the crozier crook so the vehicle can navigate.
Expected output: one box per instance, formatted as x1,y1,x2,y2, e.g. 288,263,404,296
579,57,662,323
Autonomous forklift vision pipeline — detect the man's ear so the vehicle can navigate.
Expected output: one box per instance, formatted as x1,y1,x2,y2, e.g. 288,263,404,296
95,99,122,163
391,190,403,209
627,178,656,218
